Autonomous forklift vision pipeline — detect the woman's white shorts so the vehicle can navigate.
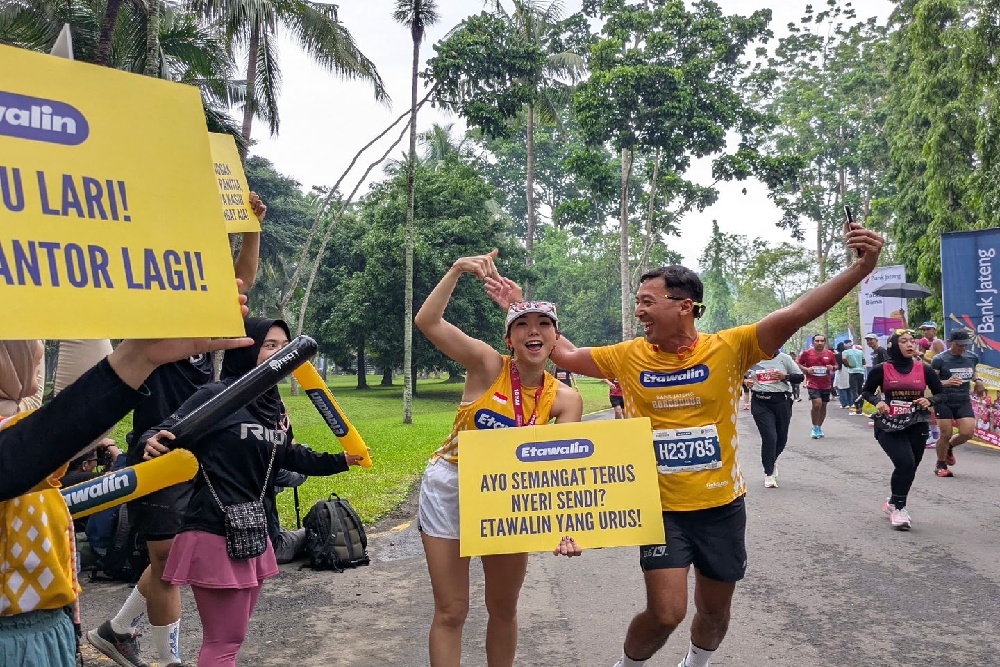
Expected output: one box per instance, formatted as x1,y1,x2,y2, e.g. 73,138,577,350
418,459,460,540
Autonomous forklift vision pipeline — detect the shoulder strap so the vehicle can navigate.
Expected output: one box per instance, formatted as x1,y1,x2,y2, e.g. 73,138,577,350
201,443,278,509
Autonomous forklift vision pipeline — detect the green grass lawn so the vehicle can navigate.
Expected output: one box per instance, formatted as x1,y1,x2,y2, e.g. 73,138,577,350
107,372,615,530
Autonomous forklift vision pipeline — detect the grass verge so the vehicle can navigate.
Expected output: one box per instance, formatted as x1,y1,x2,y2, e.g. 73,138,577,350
104,372,614,529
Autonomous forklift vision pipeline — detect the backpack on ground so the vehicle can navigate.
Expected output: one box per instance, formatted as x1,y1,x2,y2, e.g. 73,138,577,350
87,503,149,583
302,493,370,571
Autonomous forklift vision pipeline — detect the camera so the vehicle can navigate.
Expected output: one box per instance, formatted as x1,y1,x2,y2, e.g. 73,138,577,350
95,445,114,468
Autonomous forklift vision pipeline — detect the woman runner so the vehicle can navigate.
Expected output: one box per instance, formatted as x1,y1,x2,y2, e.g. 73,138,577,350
414,250,583,667
859,330,946,530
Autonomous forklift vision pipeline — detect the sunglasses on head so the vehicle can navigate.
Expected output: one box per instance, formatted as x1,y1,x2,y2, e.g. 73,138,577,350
508,301,556,314
894,328,916,336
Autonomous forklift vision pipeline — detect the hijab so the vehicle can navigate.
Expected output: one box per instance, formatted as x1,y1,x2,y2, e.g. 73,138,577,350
221,318,291,427
886,330,915,370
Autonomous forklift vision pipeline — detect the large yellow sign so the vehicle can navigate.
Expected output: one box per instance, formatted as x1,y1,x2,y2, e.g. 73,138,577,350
209,133,260,234
0,45,244,338
458,418,664,557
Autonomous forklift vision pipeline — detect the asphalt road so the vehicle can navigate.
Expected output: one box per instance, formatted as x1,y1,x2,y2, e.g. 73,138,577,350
80,403,1000,666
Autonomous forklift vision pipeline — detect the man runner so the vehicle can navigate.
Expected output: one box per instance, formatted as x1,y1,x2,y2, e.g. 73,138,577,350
489,224,884,667
797,335,837,438
931,329,984,478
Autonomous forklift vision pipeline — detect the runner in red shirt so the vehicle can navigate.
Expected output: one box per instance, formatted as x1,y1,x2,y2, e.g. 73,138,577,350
797,335,838,439
604,378,625,419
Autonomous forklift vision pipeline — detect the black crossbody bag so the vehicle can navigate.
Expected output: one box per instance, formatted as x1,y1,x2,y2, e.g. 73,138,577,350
202,443,277,560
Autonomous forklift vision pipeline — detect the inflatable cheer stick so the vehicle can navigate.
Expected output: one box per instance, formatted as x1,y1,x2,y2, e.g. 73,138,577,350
168,335,318,444
292,362,372,468
63,450,198,519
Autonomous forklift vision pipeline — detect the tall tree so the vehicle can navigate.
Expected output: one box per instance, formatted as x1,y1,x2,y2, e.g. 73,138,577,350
143,0,160,77
394,0,440,424
429,3,585,276
574,0,772,340
882,0,979,320
754,1,891,333
191,0,389,158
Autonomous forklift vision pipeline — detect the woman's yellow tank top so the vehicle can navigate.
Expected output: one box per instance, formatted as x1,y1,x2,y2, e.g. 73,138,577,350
432,356,559,464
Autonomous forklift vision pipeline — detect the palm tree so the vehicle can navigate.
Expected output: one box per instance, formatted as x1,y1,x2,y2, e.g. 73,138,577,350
1,0,243,140
191,0,389,158
144,0,161,76
393,0,439,425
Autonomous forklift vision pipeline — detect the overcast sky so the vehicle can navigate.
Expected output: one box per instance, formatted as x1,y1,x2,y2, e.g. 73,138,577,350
251,0,894,267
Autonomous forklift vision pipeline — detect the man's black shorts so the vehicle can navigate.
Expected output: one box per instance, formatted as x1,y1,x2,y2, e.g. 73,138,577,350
610,395,625,409
935,396,975,420
807,388,831,403
128,481,193,543
639,496,747,583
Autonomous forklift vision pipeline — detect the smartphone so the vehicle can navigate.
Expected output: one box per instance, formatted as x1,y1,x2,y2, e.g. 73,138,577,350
844,205,861,258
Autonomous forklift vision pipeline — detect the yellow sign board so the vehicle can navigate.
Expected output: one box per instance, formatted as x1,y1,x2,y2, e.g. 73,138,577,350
458,418,664,557
209,133,260,233
0,45,244,339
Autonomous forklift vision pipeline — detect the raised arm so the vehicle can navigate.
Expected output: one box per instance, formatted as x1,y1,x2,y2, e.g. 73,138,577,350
414,251,503,374
233,192,266,294
757,224,884,355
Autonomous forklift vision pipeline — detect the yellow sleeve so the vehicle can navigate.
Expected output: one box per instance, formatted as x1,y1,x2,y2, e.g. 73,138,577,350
719,324,771,374
591,340,635,380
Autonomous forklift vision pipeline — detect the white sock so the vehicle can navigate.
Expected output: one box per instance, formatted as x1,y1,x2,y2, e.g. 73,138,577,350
684,642,715,667
151,619,181,665
617,652,646,667
109,587,147,635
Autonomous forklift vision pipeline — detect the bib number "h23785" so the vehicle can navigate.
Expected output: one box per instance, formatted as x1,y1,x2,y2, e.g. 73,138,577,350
652,425,722,474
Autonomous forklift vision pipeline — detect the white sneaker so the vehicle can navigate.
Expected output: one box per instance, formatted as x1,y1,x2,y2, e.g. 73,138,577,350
889,507,911,530
764,474,778,488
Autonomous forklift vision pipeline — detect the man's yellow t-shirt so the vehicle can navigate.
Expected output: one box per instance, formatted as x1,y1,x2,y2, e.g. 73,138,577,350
591,324,767,512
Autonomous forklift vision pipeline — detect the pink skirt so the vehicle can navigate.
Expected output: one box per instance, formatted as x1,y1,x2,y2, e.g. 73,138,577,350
162,530,279,589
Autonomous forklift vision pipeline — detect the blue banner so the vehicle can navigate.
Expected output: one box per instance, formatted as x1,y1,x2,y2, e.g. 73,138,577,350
941,229,1000,369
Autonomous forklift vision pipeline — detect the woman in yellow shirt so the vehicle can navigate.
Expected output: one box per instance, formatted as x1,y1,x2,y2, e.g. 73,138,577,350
414,250,583,667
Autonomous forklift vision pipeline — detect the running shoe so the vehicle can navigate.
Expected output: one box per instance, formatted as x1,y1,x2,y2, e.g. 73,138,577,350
816,427,825,438
764,475,778,488
946,450,956,466
935,465,954,478
924,442,936,449
810,426,820,439
743,404,750,411
881,498,892,515
889,507,911,530
87,621,150,667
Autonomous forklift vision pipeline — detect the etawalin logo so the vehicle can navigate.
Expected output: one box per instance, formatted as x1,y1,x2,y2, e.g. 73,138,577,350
0,90,90,146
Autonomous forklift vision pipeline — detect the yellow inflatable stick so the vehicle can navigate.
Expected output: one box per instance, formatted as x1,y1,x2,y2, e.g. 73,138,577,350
62,449,199,519
292,362,372,468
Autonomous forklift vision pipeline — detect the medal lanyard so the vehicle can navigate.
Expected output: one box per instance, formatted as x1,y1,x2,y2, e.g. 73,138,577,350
510,362,545,427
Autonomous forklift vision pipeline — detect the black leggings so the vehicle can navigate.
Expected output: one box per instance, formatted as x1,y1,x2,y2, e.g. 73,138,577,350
751,394,792,476
875,424,929,508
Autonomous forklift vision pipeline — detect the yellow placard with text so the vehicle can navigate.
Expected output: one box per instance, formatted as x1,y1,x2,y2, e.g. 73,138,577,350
209,133,260,233
458,418,664,557
0,45,243,339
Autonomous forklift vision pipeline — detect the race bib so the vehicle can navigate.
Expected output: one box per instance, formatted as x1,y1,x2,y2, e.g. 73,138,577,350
889,400,912,417
755,369,779,383
812,366,829,376
951,367,974,381
652,425,722,474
